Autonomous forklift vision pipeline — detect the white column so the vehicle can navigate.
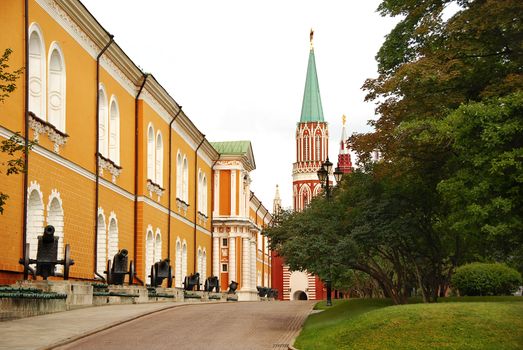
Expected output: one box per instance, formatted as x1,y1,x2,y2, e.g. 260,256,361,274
213,171,220,216
212,236,219,277
229,236,236,283
242,237,250,289
251,238,256,288
231,171,236,216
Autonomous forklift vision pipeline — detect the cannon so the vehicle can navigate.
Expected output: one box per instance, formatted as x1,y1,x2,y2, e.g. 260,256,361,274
149,258,172,288
267,288,278,299
227,280,238,294
204,276,220,292
257,286,269,297
183,272,200,291
19,225,74,280
105,249,135,285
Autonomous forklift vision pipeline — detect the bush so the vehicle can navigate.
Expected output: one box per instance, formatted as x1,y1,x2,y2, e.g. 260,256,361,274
452,263,522,296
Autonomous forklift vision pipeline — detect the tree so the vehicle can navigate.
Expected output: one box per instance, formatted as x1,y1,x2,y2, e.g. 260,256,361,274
0,48,25,214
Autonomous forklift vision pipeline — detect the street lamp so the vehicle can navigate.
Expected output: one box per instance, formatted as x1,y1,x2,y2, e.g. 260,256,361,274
316,157,344,307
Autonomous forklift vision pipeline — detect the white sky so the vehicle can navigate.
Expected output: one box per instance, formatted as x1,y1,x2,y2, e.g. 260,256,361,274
81,0,398,209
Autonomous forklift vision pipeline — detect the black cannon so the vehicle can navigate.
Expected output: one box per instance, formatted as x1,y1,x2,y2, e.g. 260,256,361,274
204,276,220,292
227,280,238,294
183,272,200,291
149,258,172,288
257,286,269,297
19,225,74,280
105,249,135,285
267,288,278,299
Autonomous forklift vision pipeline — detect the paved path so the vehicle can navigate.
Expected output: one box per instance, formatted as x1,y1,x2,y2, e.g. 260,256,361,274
56,301,314,350
0,301,314,350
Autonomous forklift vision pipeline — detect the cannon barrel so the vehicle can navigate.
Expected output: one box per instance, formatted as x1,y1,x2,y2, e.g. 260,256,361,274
118,249,128,258
42,225,55,243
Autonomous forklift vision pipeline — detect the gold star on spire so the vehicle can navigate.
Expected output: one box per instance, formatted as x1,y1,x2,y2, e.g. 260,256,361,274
342,114,346,125
310,28,314,49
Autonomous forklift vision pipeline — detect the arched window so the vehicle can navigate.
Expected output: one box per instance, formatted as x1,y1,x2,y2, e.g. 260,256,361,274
182,156,189,202
107,214,119,262
176,152,182,199
154,230,162,262
26,183,44,261
28,24,46,119
155,132,163,186
197,247,202,277
202,249,207,279
182,241,188,281
109,96,120,164
175,239,182,287
96,210,107,277
48,43,66,132
315,134,321,160
303,134,310,161
145,228,154,281
147,124,155,181
202,174,207,215
47,191,64,273
98,84,108,156
197,170,202,213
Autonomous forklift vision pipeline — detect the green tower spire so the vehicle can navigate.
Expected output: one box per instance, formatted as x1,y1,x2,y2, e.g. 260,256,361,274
299,34,324,123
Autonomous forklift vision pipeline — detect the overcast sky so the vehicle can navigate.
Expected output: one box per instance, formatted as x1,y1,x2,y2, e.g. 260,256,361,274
81,0,398,209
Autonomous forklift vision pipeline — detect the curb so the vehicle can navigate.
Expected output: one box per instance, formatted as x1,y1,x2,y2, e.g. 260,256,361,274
42,301,225,350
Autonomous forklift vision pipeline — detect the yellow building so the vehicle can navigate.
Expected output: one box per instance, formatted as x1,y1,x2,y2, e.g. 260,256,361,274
0,0,271,292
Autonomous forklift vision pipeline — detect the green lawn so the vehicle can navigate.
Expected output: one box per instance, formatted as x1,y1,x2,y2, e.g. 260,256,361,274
294,297,523,350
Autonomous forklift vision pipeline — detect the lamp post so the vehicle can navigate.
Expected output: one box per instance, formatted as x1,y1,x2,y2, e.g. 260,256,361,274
317,158,343,306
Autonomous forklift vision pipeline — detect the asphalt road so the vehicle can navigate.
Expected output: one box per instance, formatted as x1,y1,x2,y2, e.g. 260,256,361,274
54,301,315,350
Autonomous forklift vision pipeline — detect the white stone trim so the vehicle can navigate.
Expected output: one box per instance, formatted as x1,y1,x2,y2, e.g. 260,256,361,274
29,113,68,153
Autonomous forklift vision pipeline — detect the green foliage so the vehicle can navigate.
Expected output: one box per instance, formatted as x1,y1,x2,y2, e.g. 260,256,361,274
295,297,523,350
0,48,27,214
0,48,23,103
452,263,522,296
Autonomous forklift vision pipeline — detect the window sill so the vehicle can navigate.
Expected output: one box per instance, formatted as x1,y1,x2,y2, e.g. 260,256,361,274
29,112,68,153
98,153,122,183
147,179,165,200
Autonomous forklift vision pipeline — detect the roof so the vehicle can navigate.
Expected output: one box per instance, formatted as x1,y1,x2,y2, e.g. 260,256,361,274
300,48,324,123
211,140,256,171
211,141,251,155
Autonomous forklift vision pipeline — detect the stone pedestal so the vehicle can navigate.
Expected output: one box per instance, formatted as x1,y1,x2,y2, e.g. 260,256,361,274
16,280,93,309
108,285,148,303
236,289,258,301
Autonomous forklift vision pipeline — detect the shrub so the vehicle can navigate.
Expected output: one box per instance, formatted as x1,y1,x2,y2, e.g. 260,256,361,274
452,263,522,296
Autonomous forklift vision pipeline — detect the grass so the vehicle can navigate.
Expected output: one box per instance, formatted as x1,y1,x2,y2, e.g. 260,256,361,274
293,296,523,350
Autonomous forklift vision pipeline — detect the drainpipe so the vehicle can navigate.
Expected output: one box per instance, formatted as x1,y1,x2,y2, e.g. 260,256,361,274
132,74,148,286
210,154,221,277
94,35,114,280
167,106,182,260
261,210,268,286
22,0,29,264
193,136,205,273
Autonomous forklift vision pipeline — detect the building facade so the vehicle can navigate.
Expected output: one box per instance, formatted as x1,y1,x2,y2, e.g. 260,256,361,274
0,0,271,291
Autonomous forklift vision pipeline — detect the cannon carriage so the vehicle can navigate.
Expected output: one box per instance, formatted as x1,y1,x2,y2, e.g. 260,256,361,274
149,258,173,288
257,286,269,297
19,225,74,280
267,288,278,299
105,249,135,285
203,276,220,292
183,272,200,291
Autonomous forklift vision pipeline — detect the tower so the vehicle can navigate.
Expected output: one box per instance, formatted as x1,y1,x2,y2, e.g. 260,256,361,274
271,30,329,301
336,115,352,174
292,29,329,212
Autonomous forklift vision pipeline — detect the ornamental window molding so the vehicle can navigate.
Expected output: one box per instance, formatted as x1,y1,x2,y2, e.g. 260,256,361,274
197,211,208,225
29,112,68,153
97,153,122,183
146,179,165,201
176,198,189,216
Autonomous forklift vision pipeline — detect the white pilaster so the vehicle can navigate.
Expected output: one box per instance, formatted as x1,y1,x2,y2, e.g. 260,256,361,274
231,170,236,216
229,236,236,283
213,171,220,216
251,238,257,288
212,236,219,277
